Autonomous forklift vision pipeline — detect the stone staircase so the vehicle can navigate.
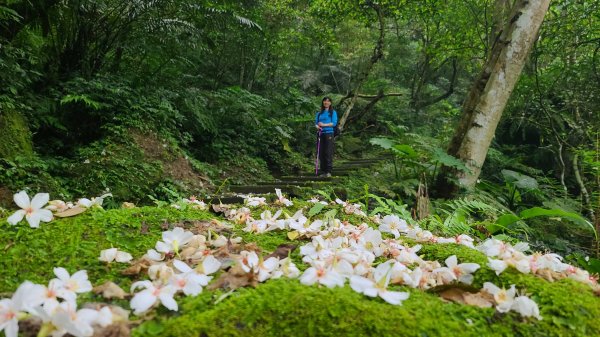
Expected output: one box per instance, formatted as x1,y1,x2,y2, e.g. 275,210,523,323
208,157,390,204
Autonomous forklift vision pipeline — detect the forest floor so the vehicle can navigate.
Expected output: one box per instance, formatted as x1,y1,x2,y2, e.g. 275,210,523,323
2,190,600,337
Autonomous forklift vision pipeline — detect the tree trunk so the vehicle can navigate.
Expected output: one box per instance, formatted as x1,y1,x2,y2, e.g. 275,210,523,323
573,153,596,222
435,0,551,198
337,3,385,133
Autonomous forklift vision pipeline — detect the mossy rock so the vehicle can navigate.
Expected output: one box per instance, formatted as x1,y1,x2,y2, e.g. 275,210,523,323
139,275,600,337
0,110,33,160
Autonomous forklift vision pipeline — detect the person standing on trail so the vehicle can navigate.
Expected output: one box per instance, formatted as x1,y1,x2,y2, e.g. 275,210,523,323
315,96,338,178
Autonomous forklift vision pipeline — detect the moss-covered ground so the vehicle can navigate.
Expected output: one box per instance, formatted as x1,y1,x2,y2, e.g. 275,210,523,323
1,201,599,337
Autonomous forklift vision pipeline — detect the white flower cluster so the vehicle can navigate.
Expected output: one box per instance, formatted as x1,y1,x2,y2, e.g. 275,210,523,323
130,227,223,314
483,282,542,320
242,195,267,207
479,239,597,286
0,268,123,337
170,196,208,210
6,191,112,228
308,197,328,205
374,215,594,285
295,219,480,305
130,226,301,314
99,248,133,263
241,209,312,234
275,189,293,207
335,198,367,217
238,250,300,281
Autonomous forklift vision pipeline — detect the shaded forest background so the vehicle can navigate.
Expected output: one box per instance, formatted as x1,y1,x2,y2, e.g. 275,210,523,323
0,1,598,264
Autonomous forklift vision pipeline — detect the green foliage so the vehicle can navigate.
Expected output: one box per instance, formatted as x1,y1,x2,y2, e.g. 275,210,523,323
493,207,596,240
423,198,502,237
307,202,325,217
0,155,69,205
368,193,412,220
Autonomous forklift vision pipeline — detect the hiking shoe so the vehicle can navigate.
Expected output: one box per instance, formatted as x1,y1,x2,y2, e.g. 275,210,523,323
325,173,332,178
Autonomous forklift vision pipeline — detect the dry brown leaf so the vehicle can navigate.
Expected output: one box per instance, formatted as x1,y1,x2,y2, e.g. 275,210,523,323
18,316,42,337
82,303,130,322
121,202,136,209
54,206,87,218
139,221,149,235
536,269,564,282
211,203,233,214
463,292,494,308
207,263,257,290
439,288,464,303
439,288,494,308
180,246,199,260
121,258,152,276
160,220,170,230
267,243,297,260
93,282,128,300
242,242,261,253
92,322,130,337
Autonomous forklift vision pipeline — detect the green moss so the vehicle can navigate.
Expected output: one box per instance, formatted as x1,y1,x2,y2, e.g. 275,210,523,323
138,277,600,337
419,242,600,336
0,206,214,292
3,204,600,337
0,110,33,160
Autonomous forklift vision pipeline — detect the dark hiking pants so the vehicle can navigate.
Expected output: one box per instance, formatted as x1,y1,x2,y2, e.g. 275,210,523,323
319,133,334,174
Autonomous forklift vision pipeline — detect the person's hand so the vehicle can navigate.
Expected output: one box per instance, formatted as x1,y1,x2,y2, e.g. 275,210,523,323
318,122,324,127
315,124,322,130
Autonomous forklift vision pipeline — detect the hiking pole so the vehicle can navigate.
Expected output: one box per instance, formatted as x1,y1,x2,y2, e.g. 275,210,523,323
315,129,322,176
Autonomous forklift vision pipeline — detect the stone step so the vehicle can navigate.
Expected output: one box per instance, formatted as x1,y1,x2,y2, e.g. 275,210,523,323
335,164,373,170
228,185,303,195
331,167,356,175
256,181,329,187
277,176,339,182
338,161,381,166
338,157,391,164
207,196,246,205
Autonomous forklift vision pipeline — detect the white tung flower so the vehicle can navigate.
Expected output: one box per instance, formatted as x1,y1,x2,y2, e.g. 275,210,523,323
130,281,178,315
257,257,280,282
51,301,99,337
275,189,293,207
444,255,480,285
194,255,222,276
488,258,508,276
350,262,410,305
239,251,260,273
99,248,133,263
379,215,408,238
244,195,266,207
7,191,53,228
511,295,542,320
52,268,92,296
300,261,345,288
155,227,194,254
483,282,516,313
272,257,300,279
171,260,210,296
0,281,47,337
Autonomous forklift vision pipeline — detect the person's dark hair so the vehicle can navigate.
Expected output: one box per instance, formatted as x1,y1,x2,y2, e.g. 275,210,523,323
320,96,334,116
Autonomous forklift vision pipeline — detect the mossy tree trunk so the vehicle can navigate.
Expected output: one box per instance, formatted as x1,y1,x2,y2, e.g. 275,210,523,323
435,0,551,198
0,111,34,160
